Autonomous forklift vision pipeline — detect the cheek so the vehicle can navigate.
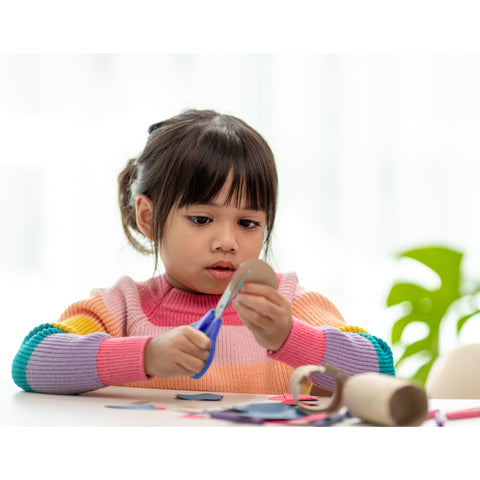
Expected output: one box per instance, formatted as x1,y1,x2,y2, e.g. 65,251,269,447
161,233,201,266
242,231,266,255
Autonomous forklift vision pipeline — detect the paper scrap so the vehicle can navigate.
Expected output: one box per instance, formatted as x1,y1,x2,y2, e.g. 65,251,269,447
178,413,208,419
105,404,165,410
233,403,305,420
176,393,223,401
268,393,315,402
171,406,208,413
285,412,328,425
312,410,350,427
210,410,266,424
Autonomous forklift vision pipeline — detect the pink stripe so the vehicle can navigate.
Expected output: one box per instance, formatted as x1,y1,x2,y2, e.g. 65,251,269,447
96,336,152,385
269,318,326,368
215,326,268,364
119,324,269,366
96,276,147,328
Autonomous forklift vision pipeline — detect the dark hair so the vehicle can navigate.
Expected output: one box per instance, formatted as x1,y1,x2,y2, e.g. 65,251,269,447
118,109,278,271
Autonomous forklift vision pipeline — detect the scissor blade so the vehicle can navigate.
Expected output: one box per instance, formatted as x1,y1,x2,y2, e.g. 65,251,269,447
214,269,250,318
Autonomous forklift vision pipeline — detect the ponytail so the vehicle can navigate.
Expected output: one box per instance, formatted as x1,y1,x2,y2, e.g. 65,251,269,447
118,158,153,255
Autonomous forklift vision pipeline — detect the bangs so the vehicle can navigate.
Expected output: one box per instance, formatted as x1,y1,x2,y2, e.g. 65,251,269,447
176,123,274,213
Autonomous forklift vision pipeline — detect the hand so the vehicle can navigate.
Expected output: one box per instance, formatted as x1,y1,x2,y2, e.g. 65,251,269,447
144,326,211,378
233,283,292,351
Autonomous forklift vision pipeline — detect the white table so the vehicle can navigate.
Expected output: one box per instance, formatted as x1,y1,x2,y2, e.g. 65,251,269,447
1,380,479,427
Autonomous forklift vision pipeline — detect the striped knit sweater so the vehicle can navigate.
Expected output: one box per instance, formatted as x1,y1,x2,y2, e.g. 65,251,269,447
12,272,395,395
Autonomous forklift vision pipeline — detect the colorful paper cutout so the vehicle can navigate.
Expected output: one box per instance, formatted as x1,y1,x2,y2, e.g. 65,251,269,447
176,393,223,401
210,410,266,424
268,393,315,402
233,402,305,420
105,404,165,410
285,412,328,425
280,399,318,405
312,410,350,427
178,413,208,419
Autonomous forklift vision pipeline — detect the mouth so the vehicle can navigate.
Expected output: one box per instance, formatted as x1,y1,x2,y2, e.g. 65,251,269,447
209,261,235,270
207,261,236,281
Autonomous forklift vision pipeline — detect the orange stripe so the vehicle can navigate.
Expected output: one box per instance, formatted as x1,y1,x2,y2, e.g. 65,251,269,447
58,292,122,337
292,291,345,327
122,361,295,395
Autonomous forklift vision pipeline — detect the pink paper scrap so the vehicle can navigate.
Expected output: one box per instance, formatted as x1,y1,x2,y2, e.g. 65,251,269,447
179,413,208,419
268,393,315,402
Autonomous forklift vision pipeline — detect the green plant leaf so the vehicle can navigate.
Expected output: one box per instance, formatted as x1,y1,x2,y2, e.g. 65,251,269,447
399,247,463,290
411,359,435,386
391,315,414,344
387,246,466,385
386,283,432,308
456,310,480,336
391,313,432,344
395,338,432,367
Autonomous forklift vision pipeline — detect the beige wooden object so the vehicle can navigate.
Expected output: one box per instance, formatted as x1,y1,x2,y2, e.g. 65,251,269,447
426,344,480,399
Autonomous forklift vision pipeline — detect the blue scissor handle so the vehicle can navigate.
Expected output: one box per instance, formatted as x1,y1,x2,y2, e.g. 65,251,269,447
189,308,223,379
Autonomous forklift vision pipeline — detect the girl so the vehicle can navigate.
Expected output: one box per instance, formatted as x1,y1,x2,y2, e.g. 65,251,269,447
12,109,395,395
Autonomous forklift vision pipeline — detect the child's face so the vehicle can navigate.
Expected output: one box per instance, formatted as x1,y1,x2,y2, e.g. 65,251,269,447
160,180,267,295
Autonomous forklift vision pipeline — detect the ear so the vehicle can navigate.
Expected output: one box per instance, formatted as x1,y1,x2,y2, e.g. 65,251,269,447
135,194,154,240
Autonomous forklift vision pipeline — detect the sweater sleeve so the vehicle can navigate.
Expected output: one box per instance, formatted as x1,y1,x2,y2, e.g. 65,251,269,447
269,279,395,392
11,279,152,394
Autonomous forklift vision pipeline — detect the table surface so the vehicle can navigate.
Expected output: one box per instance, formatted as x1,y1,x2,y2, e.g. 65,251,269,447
1,380,479,427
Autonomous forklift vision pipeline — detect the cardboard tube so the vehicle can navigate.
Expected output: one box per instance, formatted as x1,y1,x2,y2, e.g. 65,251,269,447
342,373,428,426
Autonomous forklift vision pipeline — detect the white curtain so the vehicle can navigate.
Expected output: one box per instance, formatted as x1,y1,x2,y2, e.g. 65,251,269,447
2,54,480,379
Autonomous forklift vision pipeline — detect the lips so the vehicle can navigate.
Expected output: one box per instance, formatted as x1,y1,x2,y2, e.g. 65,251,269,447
207,261,236,281
209,261,235,271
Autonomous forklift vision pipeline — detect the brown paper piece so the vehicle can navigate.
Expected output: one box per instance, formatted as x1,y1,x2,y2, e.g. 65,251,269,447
289,364,347,415
290,365,428,426
232,258,278,289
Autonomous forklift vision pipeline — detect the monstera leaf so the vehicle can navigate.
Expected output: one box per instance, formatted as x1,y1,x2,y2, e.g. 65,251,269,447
387,247,463,386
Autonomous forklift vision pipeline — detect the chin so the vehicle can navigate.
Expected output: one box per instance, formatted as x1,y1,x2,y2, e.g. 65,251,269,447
180,279,226,296
203,279,230,296
202,284,226,296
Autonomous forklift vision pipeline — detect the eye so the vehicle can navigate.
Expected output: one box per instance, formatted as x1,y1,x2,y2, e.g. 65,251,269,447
189,216,211,226
238,219,261,229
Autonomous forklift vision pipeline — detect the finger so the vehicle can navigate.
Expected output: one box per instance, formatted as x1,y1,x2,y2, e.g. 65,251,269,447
234,300,271,329
183,326,212,351
239,282,275,297
239,283,287,307
235,293,281,320
173,350,209,376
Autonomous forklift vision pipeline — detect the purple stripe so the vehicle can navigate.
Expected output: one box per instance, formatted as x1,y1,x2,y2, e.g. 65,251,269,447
26,332,109,394
311,327,380,391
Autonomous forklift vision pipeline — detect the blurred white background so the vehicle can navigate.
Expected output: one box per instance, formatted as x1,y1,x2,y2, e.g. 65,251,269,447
1,53,480,380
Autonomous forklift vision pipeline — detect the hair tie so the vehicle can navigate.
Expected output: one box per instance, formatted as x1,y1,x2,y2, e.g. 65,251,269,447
129,163,143,207
148,121,166,136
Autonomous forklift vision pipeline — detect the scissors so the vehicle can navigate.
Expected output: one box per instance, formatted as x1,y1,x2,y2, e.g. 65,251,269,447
189,268,250,379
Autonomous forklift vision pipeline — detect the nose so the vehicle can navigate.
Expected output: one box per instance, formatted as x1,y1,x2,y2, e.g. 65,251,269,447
211,223,238,253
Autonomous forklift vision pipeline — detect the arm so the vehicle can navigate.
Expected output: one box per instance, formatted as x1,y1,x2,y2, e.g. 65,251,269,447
12,281,212,394
11,290,153,394
234,282,395,392
268,318,395,391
